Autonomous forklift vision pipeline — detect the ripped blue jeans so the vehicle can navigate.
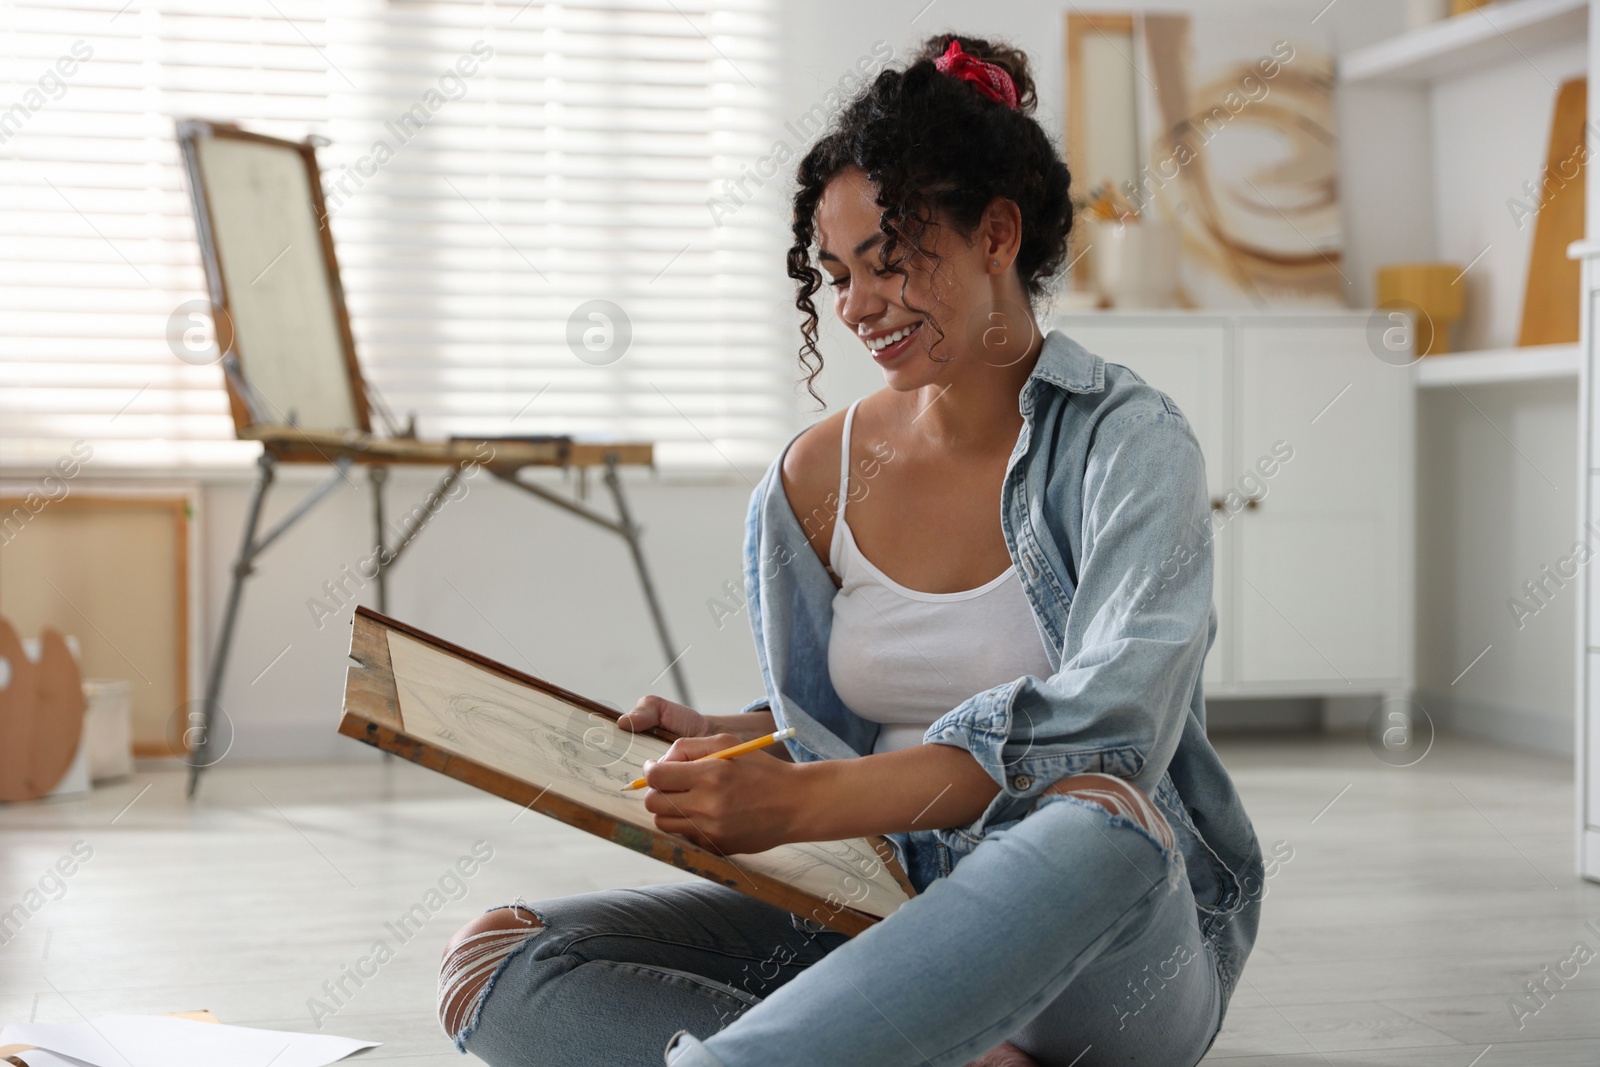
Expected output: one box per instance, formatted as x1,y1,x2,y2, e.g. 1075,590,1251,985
445,789,1225,1067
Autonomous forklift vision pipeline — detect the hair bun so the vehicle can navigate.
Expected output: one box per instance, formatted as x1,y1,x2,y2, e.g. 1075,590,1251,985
915,34,1037,114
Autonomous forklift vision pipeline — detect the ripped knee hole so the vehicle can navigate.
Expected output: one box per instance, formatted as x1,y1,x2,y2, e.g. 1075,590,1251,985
438,906,545,1038
1039,772,1175,852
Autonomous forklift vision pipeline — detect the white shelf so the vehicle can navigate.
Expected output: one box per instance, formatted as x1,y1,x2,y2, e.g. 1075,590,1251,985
1339,0,1586,85
1412,342,1581,386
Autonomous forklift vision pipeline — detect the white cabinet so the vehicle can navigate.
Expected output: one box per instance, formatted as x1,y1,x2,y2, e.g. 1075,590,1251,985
1234,321,1409,686
1047,317,1231,692
1053,311,1414,700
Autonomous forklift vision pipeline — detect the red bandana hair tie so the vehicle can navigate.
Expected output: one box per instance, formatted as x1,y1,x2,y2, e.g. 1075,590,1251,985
933,38,1019,109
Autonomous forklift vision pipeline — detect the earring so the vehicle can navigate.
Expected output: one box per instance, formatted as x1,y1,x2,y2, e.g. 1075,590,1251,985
992,260,1000,268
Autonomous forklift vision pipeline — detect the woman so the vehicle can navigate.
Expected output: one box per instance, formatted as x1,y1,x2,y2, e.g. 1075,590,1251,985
438,34,1264,1067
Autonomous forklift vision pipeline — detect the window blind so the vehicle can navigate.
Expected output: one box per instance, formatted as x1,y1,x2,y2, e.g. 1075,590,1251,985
0,0,795,471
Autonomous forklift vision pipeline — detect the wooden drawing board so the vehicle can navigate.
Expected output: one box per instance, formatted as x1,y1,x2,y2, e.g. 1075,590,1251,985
339,607,914,936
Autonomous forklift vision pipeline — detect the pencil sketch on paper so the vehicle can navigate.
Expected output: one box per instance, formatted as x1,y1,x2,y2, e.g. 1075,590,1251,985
439,693,645,799
387,630,668,826
385,630,911,919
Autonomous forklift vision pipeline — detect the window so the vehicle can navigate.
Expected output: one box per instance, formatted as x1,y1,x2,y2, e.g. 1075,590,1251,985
0,0,794,471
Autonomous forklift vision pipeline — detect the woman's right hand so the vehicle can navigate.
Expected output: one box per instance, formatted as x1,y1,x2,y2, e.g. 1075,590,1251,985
617,695,714,738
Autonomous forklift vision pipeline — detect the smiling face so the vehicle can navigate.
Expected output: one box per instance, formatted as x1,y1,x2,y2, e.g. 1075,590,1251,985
815,166,1029,392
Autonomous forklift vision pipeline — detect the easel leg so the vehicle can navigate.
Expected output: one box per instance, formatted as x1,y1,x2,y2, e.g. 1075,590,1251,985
368,464,396,765
189,451,276,797
601,453,692,706
369,465,389,614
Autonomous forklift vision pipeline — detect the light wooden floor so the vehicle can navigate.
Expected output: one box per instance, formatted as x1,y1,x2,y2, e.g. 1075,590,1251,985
2,730,1597,1065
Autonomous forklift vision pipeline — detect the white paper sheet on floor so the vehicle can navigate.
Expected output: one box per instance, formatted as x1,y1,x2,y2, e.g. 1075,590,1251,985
0,1014,379,1067
15,1053,99,1067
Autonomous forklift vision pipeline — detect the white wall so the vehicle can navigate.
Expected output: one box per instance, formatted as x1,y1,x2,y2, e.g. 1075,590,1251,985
146,1,1577,763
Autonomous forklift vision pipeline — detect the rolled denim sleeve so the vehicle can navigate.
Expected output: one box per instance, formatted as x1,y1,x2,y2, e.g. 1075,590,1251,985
738,695,772,715
923,408,1214,847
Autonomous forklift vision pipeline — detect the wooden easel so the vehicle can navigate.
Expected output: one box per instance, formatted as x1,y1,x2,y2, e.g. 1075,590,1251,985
177,120,689,796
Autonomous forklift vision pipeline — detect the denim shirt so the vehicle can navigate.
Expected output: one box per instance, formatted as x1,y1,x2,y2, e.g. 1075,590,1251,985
737,328,1264,1003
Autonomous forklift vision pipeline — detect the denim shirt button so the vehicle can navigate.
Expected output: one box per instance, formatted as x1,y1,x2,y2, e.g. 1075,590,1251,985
1011,773,1033,791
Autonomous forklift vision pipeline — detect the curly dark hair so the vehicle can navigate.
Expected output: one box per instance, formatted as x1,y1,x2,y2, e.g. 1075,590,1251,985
786,34,1075,408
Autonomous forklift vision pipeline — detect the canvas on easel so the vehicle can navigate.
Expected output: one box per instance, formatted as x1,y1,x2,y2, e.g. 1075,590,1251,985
340,606,916,936
178,119,370,436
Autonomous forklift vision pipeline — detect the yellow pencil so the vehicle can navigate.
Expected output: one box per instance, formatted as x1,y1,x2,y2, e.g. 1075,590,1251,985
622,726,796,791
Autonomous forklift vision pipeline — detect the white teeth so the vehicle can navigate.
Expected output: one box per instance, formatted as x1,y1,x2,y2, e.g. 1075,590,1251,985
866,323,919,352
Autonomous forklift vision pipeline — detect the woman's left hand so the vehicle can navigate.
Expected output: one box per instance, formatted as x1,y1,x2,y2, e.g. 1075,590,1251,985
640,734,805,855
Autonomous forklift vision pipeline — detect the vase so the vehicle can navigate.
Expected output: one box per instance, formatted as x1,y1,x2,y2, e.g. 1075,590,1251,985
1091,218,1180,309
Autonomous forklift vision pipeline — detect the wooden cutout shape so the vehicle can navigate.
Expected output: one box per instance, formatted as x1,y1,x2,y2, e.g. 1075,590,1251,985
0,617,86,803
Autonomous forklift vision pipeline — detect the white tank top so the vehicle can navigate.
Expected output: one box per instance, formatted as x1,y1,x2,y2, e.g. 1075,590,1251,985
826,398,1057,754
